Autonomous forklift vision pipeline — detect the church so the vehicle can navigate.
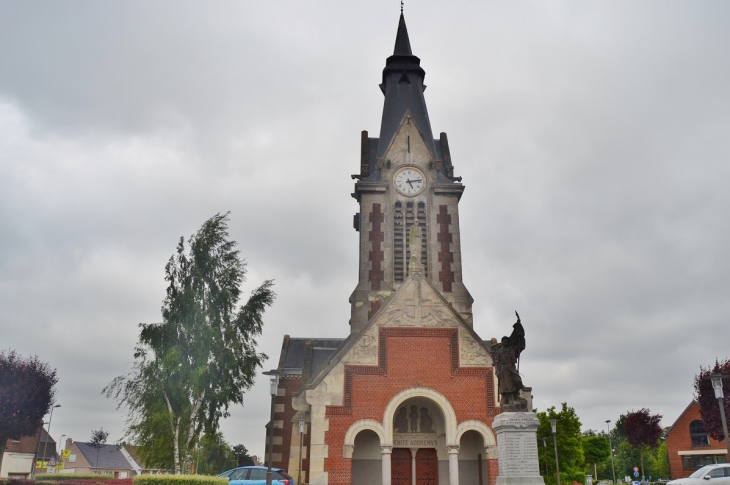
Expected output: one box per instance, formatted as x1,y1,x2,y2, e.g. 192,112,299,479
265,12,531,485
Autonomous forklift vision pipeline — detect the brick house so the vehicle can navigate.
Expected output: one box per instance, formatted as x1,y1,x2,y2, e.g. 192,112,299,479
1,426,56,478
264,12,531,485
665,401,728,478
61,439,135,478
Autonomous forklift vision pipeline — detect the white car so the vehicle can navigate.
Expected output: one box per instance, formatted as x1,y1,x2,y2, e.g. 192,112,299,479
668,464,730,485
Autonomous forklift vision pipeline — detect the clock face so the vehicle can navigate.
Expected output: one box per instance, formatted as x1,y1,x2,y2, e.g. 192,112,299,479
393,167,426,196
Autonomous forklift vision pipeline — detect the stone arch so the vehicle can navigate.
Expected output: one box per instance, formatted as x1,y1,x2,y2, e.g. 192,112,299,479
343,419,386,458
383,387,459,446
456,420,496,447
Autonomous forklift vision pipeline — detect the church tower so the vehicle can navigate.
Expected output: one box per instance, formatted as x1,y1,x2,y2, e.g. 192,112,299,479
350,13,473,334
266,13,508,485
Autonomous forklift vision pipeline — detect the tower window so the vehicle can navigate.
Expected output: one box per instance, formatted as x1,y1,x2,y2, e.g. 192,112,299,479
394,201,427,282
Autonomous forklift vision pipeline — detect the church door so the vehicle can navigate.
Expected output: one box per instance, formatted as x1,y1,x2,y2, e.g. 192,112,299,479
415,448,438,485
391,448,412,485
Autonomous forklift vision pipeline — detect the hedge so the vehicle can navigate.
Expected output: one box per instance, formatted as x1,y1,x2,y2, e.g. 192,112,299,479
35,475,110,481
133,476,227,485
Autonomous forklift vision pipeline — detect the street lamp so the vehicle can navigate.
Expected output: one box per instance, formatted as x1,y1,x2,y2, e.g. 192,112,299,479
708,374,730,459
263,370,281,485
58,435,66,456
550,418,561,485
298,419,305,485
606,420,616,484
34,404,61,477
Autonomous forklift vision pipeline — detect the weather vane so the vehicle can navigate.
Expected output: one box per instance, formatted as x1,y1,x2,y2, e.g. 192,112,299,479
401,1,404,13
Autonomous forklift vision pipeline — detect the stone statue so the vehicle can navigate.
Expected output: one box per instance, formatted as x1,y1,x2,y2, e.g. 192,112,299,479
409,405,419,432
420,407,433,433
489,311,527,411
395,407,408,433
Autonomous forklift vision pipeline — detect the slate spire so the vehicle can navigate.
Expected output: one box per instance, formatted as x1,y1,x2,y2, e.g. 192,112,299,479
393,13,412,56
377,12,436,158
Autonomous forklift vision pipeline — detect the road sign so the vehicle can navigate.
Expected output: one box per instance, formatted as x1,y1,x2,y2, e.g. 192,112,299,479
634,472,639,477
62,450,70,459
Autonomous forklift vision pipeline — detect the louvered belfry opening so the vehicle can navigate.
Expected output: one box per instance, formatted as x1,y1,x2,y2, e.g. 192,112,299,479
394,201,427,283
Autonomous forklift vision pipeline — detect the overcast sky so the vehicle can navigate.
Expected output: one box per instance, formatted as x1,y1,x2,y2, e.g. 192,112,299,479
2,0,730,460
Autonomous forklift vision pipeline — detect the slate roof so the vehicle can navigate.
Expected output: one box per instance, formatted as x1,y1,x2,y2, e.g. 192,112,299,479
75,442,133,470
277,336,345,383
360,13,457,182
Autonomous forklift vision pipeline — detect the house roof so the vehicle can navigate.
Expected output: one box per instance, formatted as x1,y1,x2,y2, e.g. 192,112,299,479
666,400,700,435
75,442,133,470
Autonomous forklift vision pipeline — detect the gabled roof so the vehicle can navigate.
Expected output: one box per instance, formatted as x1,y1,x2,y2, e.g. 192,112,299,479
75,442,134,470
666,400,700,435
276,336,345,383
302,274,492,392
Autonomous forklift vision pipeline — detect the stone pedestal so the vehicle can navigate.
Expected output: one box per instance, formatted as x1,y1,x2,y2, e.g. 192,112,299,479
493,412,545,485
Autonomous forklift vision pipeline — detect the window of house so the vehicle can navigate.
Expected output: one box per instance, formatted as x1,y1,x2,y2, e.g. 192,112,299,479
68,454,76,463
683,455,727,469
690,420,710,446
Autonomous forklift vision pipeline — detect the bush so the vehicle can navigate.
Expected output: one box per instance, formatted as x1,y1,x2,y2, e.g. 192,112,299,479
133,476,227,485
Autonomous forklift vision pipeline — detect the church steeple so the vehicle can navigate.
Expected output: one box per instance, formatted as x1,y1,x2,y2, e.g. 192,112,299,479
350,12,472,335
377,12,436,159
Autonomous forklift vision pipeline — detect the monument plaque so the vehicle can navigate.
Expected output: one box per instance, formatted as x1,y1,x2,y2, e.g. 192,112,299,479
493,412,545,485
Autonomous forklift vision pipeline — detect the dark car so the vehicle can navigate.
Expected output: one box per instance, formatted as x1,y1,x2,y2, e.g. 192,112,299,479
219,466,295,485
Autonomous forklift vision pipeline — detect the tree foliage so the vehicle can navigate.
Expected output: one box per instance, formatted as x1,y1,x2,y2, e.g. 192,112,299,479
89,428,110,468
104,213,275,474
624,409,662,477
694,358,730,442
0,350,58,472
232,444,255,467
583,435,611,467
537,403,585,485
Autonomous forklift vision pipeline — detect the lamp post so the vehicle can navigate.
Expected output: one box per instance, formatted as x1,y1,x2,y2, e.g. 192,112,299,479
707,374,730,459
550,419,561,485
58,435,66,457
263,370,281,485
298,419,305,485
606,420,616,484
36,404,61,476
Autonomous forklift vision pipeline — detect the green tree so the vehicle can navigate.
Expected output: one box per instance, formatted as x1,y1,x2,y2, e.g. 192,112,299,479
624,409,662,478
104,213,275,474
583,434,611,479
537,403,585,485
192,432,237,475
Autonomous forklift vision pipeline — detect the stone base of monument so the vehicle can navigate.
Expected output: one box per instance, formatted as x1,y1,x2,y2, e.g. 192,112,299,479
493,412,546,485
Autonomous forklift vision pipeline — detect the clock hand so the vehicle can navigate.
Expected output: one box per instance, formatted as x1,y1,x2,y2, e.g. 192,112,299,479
407,179,414,188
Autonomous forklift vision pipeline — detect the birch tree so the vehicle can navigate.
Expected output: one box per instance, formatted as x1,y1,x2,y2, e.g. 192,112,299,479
104,213,275,474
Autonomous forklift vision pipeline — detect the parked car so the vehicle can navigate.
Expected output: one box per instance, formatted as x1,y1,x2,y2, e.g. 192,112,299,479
668,464,730,485
218,466,295,485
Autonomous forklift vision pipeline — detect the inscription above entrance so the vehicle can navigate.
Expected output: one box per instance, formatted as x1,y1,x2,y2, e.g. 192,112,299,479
393,433,439,448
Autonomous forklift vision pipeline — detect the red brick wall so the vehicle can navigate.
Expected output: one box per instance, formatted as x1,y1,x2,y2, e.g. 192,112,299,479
5,431,42,454
324,328,495,485
666,402,728,478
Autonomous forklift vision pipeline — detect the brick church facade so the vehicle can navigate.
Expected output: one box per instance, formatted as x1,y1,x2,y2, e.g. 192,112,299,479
265,13,530,485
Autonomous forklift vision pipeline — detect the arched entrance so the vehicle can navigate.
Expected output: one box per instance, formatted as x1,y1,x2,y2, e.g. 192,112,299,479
390,396,446,485
352,429,382,485
459,430,487,485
